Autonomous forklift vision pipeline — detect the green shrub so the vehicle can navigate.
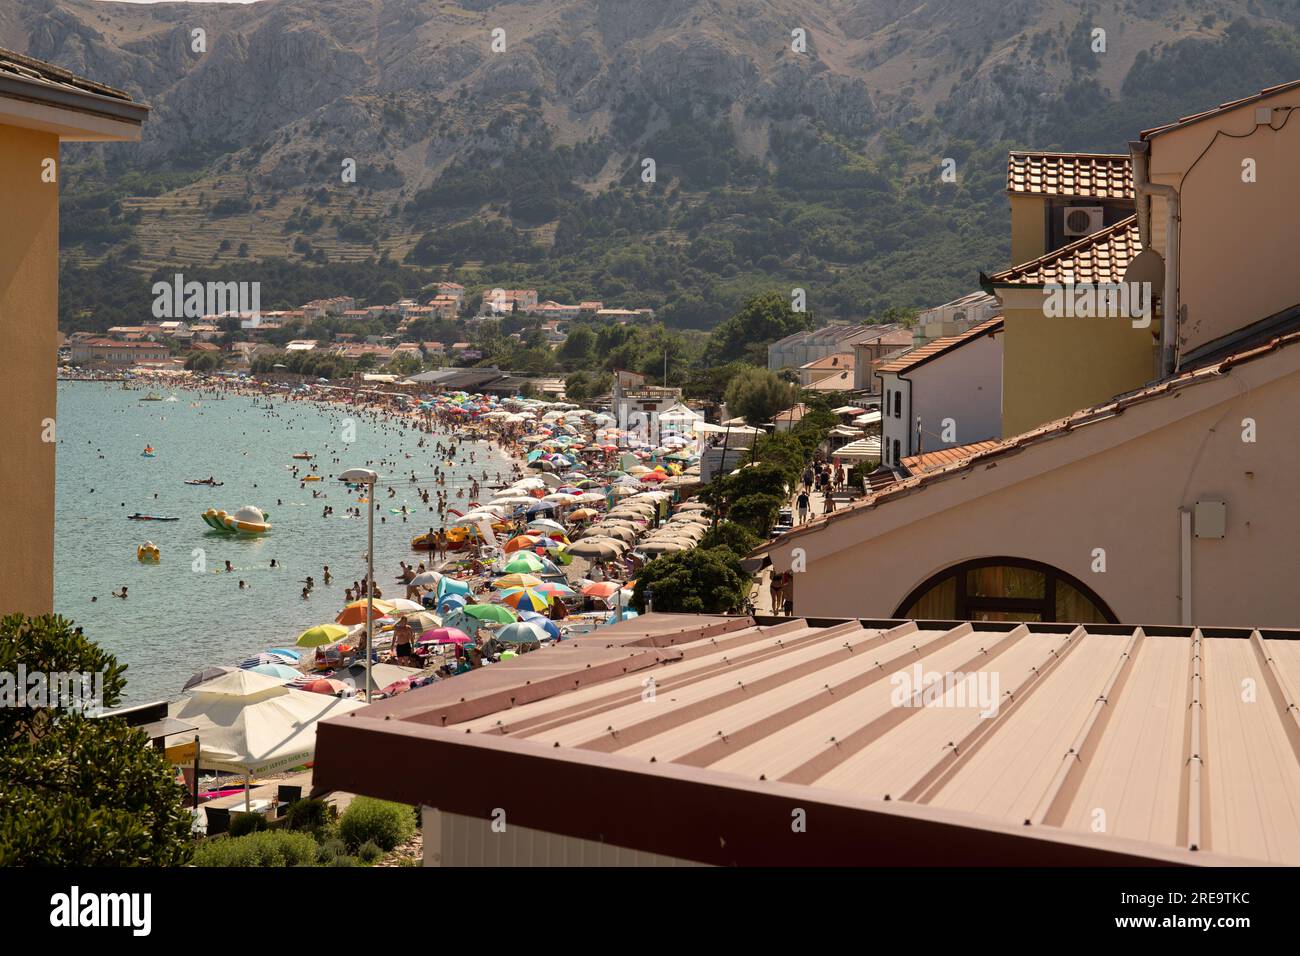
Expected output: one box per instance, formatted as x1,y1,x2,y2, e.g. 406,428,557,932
338,797,416,852
330,854,361,867
228,811,268,838
193,830,318,867
286,797,333,835
316,837,346,865
356,840,384,864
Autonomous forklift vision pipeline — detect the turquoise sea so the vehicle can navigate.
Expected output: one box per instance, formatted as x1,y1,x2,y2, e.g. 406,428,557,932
54,381,509,703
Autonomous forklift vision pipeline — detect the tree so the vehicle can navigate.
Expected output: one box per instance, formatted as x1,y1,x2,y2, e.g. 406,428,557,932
697,520,760,556
724,367,797,425
727,493,784,537
0,614,193,866
630,547,750,614
704,290,812,366
565,370,597,403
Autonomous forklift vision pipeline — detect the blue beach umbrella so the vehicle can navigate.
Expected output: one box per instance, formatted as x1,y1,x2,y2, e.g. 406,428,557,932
266,648,302,661
518,610,561,640
438,576,470,599
248,663,300,681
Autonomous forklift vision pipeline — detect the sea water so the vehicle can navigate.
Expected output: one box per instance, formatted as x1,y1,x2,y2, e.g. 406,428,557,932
54,382,505,702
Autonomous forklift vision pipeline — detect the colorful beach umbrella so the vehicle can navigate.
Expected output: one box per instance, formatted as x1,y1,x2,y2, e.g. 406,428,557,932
493,573,543,589
518,610,562,640
499,587,551,612
504,534,543,553
302,678,349,695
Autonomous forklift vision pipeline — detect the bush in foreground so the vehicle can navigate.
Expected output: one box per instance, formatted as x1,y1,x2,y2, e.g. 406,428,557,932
338,796,416,852
193,830,318,868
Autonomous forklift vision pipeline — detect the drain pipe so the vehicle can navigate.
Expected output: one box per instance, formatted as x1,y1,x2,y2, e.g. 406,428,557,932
1179,509,1193,626
1129,140,1180,377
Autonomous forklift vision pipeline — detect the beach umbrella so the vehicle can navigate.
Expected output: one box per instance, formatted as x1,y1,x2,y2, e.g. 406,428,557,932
266,648,302,661
526,518,567,535
567,537,627,559
499,587,551,612
248,663,301,681
496,621,551,645
386,598,426,614
182,665,236,692
460,603,518,624
494,572,543,589
301,678,349,696
417,626,471,645
335,599,395,625
408,610,442,631
518,610,562,640
526,500,557,515
410,570,442,587
503,552,545,574
569,508,600,521
535,581,575,598
239,651,298,669
504,534,543,553
582,581,623,599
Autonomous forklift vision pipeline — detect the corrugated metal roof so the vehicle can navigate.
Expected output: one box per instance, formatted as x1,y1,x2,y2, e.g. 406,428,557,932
1007,151,1134,200
876,317,1003,375
986,216,1140,287
318,616,1300,865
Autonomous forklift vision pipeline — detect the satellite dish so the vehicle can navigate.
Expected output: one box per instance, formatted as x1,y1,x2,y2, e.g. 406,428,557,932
1123,248,1165,294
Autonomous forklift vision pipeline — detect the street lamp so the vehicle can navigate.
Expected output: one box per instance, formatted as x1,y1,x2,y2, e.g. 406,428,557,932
339,467,378,700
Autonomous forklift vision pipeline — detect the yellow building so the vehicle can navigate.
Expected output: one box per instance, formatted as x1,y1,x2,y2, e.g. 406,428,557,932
990,152,1154,437
0,49,146,616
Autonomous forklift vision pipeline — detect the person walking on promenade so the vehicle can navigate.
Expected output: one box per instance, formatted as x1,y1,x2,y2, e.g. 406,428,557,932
796,489,810,524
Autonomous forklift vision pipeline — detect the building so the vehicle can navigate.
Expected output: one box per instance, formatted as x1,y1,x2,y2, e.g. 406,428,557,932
876,318,1004,468
796,351,854,387
611,370,682,429
910,292,1001,345
314,612,1300,866
0,49,146,615
769,324,895,374
69,338,171,365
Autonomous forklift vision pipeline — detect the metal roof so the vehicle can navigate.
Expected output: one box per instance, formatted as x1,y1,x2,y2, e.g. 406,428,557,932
315,615,1300,865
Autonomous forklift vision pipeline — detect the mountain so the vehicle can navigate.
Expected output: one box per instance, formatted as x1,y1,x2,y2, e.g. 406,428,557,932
8,0,1300,330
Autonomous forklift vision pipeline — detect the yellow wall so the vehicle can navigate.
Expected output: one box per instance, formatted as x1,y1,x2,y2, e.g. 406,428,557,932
1009,195,1046,265
0,123,59,615
1000,301,1158,436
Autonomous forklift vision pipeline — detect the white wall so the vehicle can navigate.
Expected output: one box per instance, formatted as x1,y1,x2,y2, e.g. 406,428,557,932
909,331,1003,452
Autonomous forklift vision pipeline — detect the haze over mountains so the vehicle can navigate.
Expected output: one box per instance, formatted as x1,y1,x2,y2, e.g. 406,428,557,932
9,0,1300,328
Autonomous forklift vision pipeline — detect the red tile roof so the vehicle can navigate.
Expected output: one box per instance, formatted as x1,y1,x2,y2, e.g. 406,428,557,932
876,317,1003,375
1007,151,1134,200
899,440,1003,474
985,216,1140,287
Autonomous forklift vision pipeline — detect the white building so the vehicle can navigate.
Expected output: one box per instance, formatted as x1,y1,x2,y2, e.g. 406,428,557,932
876,317,1003,469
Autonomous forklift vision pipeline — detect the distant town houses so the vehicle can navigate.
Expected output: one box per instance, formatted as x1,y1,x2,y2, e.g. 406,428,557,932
68,338,170,365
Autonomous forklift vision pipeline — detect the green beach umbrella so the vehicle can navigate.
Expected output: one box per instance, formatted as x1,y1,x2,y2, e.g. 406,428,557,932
296,623,349,648
461,603,518,624
503,552,545,574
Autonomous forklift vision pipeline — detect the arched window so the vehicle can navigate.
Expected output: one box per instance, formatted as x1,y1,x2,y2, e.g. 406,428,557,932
894,557,1117,624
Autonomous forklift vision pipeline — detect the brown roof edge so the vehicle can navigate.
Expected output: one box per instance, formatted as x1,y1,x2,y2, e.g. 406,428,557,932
986,215,1138,287
1140,79,1300,140
313,714,1250,866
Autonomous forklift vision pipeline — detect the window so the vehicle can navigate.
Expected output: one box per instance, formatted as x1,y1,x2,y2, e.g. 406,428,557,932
896,558,1116,623
893,390,902,418
892,438,900,464
885,389,891,416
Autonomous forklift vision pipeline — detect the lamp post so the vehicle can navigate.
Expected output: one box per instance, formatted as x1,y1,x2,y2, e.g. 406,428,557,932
339,467,378,700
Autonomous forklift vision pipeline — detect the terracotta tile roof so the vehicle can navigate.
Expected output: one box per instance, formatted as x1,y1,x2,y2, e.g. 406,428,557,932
761,321,1300,553
314,614,1300,865
1007,151,1134,200
876,317,1003,375
1141,79,1300,139
985,216,1140,287
899,440,1003,474
0,46,134,102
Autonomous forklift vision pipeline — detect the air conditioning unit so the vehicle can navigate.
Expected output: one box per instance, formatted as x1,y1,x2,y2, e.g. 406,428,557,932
1063,205,1105,238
